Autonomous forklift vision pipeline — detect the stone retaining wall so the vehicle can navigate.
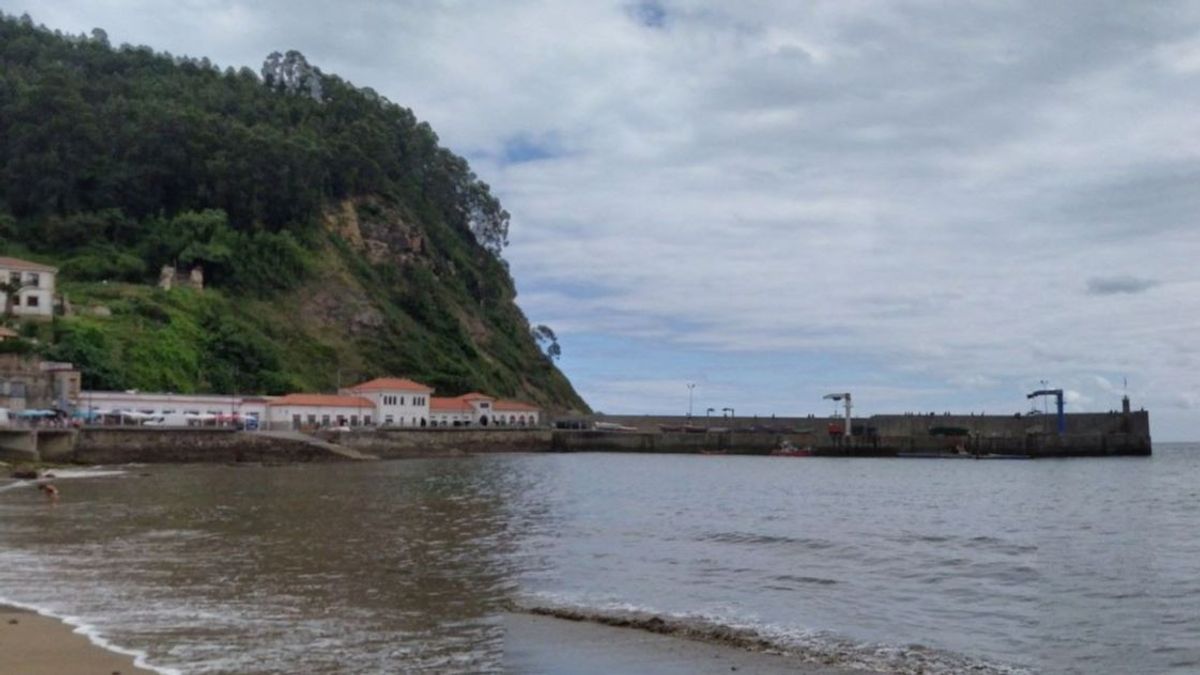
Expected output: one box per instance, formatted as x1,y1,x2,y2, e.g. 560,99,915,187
73,428,351,463
335,428,553,459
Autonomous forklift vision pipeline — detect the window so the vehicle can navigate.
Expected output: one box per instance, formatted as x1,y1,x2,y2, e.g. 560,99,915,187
307,414,317,424
364,415,372,425
350,415,359,426
292,414,301,428
27,273,39,286
400,396,406,406
385,415,394,424
25,295,39,307
322,415,331,426
480,402,490,409
7,272,17,284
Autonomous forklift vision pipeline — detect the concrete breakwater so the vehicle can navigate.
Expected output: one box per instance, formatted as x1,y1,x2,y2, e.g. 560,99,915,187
577,409,1153,457
0,409,1152,465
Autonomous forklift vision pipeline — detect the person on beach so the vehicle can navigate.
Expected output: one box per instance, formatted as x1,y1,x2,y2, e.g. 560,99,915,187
37,483,58,501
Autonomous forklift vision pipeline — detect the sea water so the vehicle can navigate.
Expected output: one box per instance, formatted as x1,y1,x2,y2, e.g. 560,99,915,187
0,445,1196,673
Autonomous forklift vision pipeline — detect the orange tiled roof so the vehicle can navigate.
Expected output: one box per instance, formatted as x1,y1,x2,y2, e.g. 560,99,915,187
493,400,540,412
0,256,56,273
460,392,494,401
346,377,433,393
430,396,475,413
268,394,375,408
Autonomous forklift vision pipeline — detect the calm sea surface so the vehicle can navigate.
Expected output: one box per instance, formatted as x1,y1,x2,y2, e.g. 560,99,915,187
1,444,1198,673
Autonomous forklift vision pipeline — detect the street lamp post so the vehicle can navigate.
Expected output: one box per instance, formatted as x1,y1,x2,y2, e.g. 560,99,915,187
686,383,695,420
706,407,714,424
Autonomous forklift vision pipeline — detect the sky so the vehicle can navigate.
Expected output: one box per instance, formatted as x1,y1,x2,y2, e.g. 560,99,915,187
7,1,1199,439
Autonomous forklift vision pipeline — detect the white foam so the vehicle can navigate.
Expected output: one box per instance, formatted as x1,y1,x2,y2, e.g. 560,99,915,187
39,467,129,480
0,596,181,675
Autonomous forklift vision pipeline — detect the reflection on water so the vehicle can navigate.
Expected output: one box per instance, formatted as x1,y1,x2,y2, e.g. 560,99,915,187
0,460,534,672
0,446,1197,674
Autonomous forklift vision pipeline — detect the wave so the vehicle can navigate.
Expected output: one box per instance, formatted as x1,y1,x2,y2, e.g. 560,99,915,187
0,596,180,675
512,597,1032,675
697,530,838,549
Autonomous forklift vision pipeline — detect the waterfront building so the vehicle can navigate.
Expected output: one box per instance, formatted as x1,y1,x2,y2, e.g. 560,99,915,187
341,377,433,427
266,394,375,430
80,391,267,420
493,399,541,426
0,256,56,318
430,393,541,427
79,377,540,431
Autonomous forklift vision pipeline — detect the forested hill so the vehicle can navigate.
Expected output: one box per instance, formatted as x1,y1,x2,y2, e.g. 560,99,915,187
0,13,588,412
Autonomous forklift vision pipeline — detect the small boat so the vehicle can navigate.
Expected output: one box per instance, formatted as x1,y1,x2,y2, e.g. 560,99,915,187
593,421,639,432
771,440,812,457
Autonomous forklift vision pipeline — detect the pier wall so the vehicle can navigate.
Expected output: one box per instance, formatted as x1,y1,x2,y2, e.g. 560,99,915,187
580,410,1151,457
71,428,354,463
336,428,552,459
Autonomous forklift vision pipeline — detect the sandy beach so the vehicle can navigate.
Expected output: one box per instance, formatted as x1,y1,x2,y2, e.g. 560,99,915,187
503,612,870,675
0,605,156,675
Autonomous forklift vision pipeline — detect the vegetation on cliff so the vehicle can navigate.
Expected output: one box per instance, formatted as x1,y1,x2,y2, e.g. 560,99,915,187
0,13,587,411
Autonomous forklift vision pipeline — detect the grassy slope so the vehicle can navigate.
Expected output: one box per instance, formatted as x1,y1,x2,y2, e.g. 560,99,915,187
44,214,588,412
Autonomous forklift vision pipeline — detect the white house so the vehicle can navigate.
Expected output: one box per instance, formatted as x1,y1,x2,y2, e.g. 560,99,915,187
0,256,56,318
342,377,432,427
429,393,541,427
266,393,375,430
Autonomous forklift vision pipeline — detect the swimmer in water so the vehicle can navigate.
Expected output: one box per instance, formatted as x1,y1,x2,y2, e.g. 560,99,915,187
37,483,58,501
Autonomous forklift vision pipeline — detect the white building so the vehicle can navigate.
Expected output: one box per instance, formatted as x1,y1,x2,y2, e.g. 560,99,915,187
493,399,541,427
266,393,375,430
342,377,432,427
79,390,269,423
430,393,541,427
0,256,56,318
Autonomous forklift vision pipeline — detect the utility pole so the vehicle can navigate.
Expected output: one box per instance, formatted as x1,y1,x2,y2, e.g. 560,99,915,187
687,383,695,420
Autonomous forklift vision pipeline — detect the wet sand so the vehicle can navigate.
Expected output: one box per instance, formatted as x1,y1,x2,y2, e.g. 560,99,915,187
503,612,870,675
0,605,156,675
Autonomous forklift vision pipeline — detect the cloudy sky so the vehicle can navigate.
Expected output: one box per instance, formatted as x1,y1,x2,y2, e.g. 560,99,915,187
10,1,1199,439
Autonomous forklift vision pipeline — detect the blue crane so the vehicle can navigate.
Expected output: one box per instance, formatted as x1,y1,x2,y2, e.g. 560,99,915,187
1027,389,1065,433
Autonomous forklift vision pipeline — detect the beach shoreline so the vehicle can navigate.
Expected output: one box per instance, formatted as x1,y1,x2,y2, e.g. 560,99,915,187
0,603,161,675
503,611,871,674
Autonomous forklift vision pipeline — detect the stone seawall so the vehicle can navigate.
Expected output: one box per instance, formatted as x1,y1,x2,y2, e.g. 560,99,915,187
336,428,553,459
73,428,357,464
42,421,1152,465
550,430,808,454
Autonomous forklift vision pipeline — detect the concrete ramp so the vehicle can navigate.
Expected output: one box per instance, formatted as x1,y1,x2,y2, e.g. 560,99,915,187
256,431,378,461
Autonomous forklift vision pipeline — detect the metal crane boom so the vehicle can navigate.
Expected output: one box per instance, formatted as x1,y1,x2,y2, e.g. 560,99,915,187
1027,388,1065,433
823,392,852,438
